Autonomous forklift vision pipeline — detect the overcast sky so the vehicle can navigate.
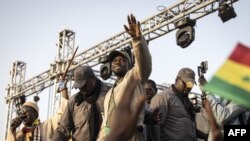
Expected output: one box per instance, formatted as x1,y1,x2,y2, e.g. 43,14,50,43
0,0,249,139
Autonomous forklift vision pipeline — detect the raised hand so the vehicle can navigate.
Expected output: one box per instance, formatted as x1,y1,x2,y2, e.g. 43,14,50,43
10,117,23,132
123,14,142,38
198,75,207,86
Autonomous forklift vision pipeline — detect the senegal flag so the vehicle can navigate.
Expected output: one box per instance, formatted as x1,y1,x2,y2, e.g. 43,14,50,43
204,43,250,108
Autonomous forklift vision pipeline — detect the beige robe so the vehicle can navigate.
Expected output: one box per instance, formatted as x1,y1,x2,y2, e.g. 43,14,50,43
6,97,68,141
97,36,152,141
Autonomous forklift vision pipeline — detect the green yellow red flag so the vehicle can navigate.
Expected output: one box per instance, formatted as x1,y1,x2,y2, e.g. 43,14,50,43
204,43,250,108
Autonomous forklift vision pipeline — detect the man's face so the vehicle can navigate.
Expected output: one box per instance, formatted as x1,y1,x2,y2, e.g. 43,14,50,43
175,77,194,95
21,106,37,126
144,83,156,102
111,55,129,77
79,77,96,96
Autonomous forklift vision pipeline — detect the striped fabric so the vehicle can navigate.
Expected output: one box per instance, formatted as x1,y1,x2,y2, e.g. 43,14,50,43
205,43,250,108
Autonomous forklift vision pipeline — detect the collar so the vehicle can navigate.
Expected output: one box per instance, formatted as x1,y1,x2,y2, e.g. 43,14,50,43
171,84,188,98
22,118,40,133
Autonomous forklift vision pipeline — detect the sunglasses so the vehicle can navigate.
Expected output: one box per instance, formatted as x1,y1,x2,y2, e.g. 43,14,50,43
179,78,194,89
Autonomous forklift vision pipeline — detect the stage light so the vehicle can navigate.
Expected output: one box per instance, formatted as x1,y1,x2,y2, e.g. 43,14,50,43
99,55,112,80
121,46,134,68
218,3,237,23
175,17,196,48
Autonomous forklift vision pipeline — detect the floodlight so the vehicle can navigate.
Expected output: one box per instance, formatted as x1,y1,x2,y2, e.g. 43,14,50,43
175,17,196,48
99,55,112,80
218,3,237,23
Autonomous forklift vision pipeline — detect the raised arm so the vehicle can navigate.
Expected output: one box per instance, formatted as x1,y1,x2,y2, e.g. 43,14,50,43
52,99,74,141
124,14,152,83
203,98,223,141
42,79,70,140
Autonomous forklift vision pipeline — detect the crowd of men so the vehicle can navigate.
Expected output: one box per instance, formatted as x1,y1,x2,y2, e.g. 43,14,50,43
6,14,250,141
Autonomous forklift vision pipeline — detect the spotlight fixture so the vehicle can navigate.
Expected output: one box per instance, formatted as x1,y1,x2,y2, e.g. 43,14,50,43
218,2,237,23
99,55,112,80
121,46,134,68
175,17,196,48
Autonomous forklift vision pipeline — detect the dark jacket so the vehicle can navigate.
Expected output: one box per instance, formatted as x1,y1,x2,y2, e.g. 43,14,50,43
53,79,110,141
150,86,196,141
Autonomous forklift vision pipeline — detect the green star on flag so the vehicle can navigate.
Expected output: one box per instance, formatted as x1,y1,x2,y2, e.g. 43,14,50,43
242,75,250,83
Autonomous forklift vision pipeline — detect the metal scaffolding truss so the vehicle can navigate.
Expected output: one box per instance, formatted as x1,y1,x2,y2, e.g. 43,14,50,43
5,61,26,139
5,0,238,102
4,0,238,139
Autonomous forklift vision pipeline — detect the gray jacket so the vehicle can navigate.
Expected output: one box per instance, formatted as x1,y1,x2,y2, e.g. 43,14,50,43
150,87,196,141
53,80,110,141
206,94,248,141
207,94,247,125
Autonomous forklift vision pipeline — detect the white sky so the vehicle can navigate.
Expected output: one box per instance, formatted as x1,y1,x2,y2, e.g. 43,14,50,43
0,0,249,139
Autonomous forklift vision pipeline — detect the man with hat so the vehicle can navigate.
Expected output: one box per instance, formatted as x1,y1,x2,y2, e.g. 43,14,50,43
6,84,69,141
53,65,110,141
149,68,197,141
97,14,152,141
